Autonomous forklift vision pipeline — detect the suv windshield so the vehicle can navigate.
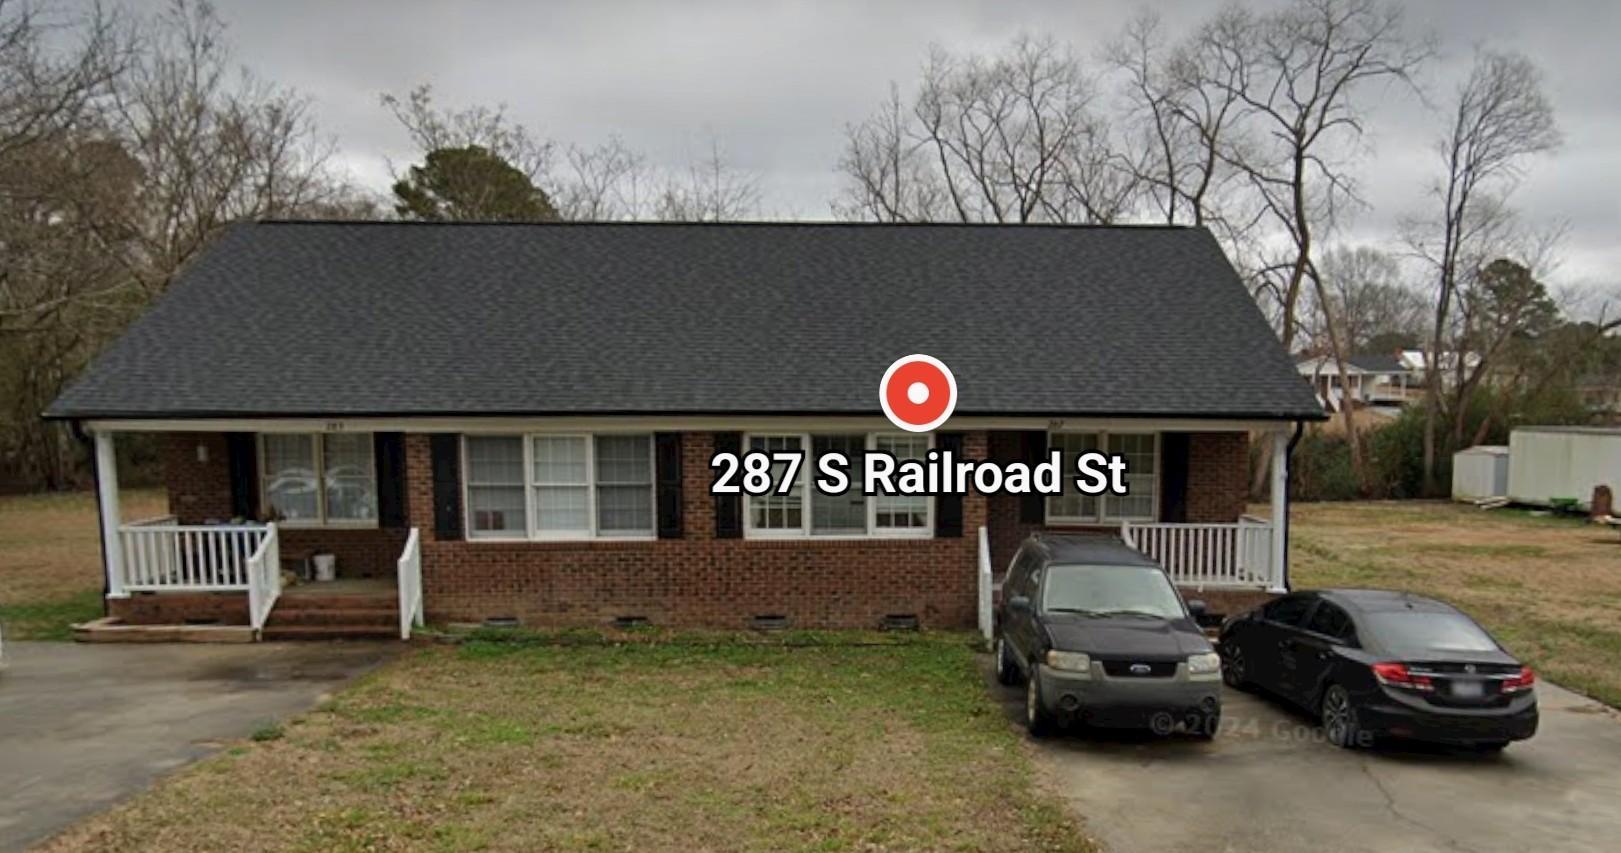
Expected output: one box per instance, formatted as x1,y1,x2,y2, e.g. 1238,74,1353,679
1041,564,1185,620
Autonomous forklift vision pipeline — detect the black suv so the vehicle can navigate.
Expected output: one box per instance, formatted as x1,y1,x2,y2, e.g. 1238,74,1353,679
994,534,1221,737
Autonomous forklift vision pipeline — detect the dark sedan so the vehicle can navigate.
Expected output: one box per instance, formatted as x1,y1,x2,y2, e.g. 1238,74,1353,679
1218,589,1538,751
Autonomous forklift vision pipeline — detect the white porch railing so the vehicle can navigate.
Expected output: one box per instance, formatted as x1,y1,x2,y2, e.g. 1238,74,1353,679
397,527,424,640
117,518,272,592
1121,517,1277,589
246,523,282,633
976,525,993,643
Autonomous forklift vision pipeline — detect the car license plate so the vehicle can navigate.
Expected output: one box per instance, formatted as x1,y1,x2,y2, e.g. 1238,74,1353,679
1451,679,1485,699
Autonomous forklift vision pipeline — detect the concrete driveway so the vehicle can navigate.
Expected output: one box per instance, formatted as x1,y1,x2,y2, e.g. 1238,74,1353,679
986,662,1621,853
0,640,398,850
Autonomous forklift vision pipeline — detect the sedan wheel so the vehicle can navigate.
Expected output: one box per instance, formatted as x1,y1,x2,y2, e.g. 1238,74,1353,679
1321,684,1360,749
1221,644,1249,689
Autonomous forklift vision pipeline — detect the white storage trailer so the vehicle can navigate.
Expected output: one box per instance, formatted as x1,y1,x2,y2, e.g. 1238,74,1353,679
1451,445,1510,501
1507,427,1621,510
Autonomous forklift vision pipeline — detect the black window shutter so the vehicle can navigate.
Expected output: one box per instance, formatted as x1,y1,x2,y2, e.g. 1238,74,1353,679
935,432,964,537
655,432,683,539
429,433,463,541
1160,432,1190,523
374,432,406,528
1019,431,1046,524
713,431,743,539
225,433,258,520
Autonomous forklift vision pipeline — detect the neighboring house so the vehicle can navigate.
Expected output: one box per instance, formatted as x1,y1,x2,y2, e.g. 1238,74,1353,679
46,221,1323,638
1399,349,1481,390
1295,354,1414,415
1575,373,1621,420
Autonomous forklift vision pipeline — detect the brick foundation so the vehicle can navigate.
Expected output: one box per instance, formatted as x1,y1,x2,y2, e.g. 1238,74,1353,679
109,592,248,625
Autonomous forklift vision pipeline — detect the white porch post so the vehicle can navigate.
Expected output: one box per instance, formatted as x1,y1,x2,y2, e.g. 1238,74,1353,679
93,429,126,598
1269,428,1289,593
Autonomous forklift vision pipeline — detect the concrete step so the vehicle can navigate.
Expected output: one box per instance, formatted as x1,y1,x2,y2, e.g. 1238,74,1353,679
260,624,399,641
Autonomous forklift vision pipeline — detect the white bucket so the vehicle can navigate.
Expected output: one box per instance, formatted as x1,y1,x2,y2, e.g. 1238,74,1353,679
312,554,337,583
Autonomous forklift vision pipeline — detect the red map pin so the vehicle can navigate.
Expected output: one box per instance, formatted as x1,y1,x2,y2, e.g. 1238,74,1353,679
879,354,957,433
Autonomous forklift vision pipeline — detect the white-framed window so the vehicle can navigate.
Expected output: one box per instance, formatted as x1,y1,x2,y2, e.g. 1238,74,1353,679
743,431,934,539
465,435,526,539
258,433,378,527
1045,430,1159,524
873,434,930,532
463,433,656,541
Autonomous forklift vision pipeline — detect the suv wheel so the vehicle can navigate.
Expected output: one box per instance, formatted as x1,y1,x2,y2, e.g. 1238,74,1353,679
1025,664,1054,737
994,637,1019,686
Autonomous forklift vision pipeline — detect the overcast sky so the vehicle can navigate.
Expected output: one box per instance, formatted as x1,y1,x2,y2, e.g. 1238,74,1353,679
195,0,1618,295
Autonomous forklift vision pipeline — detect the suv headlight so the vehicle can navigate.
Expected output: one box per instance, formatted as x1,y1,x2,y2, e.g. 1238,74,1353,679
1187,652,1222,678
1044,650,1092,674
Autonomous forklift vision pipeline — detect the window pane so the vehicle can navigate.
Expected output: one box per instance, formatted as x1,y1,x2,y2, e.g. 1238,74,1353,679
466,436,526,536
597,485,652,533
874,434,929,530
594,435,653,534
748,435,802,531
467,436,524,484
812,435,866,533
533,436,588,485
323,433,376,521
595,435,651,484
1047,432,1100,521
468,486,525,537
535,485,590,533
262,434,318,522
1105,433,1156,520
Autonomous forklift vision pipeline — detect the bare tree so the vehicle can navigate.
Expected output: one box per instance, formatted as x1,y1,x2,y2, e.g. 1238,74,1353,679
113,0,353,296
1105,10,1247,232
553,135,650,220
653,137,761,221
382,83,553,185
1409,49,1560,490
837,35,1134,223
833,83,947,221
1197,0,1429,494
1310,244,1424,352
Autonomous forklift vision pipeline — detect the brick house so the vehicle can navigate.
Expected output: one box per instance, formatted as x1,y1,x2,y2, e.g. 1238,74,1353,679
46,221,1322,639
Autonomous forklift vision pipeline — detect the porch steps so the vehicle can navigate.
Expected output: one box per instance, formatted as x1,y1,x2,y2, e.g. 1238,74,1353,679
262,592,399,640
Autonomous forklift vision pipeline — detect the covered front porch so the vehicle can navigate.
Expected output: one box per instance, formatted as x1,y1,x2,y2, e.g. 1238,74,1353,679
86,429,424,640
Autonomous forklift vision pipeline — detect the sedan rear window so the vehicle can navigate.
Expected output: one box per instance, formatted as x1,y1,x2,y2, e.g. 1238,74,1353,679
1041,565,1184,620
1362,611,1499,654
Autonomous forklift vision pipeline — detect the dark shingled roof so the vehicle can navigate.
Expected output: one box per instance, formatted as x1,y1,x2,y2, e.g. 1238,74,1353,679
46,221,1323,420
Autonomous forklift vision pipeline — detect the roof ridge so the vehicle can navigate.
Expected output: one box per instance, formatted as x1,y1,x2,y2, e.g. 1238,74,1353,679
254,218,1197,231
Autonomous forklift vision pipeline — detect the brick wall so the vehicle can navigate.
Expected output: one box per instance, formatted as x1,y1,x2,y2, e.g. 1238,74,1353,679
1185,432,1250,522
162,433,232,523
406,431,989,630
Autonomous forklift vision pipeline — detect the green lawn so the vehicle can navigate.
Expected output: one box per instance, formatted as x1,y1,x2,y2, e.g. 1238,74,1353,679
0,489,167,639
1288,500,1621,708
41,632,1096,852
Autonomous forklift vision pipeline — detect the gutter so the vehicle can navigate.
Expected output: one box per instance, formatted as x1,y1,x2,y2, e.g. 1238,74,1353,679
1282,420,1305,592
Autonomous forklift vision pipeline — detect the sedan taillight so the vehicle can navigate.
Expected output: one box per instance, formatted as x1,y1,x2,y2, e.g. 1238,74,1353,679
1371,662,1434,692
1501,666,1536,693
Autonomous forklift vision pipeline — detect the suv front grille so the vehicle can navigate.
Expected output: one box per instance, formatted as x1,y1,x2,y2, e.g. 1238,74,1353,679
1101,660,1178,678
